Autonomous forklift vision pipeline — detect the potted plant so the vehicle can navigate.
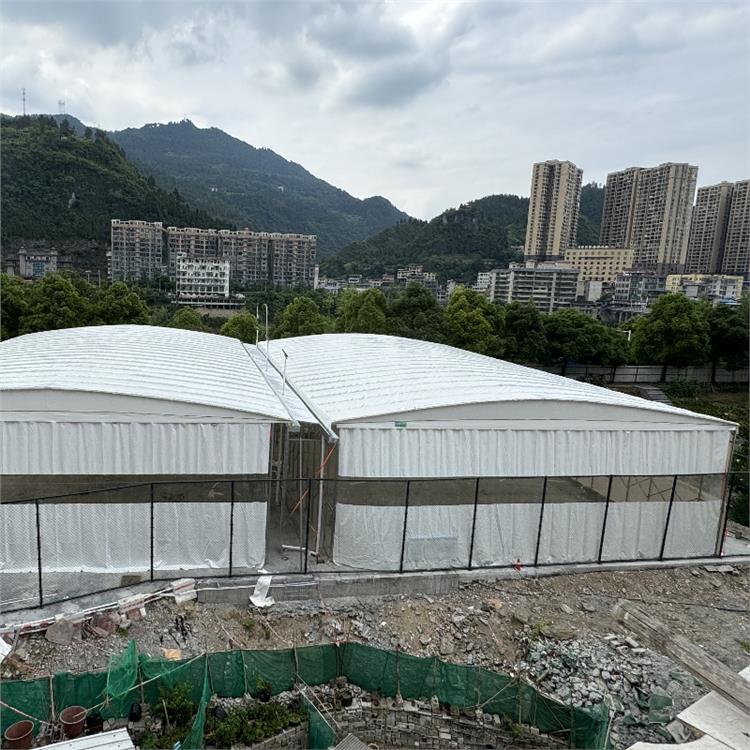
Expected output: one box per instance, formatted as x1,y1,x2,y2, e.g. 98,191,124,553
255,675,272,703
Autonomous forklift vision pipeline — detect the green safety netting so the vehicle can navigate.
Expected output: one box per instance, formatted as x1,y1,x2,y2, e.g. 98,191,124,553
302,694,337,750
0,640,610,749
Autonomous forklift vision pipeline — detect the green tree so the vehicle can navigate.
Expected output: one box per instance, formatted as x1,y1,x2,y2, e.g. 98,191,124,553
631,294,711,366
19,274,92,334
544,310,629,365
336,288,389,334
501,301,548,363
705,298,749,370
387,283,446,343
93,282,150,325
274,297,333,338
219,312,259,343
169,307,209,332
444,287,503,356
1,273,30,340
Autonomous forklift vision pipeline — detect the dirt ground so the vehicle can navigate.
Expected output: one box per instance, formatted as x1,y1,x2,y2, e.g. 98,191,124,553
4,564,749,747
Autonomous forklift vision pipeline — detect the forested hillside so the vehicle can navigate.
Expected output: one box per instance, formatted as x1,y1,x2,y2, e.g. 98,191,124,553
1,116,222,245
111,120,408,256
323,183,604,281
320,195,528,281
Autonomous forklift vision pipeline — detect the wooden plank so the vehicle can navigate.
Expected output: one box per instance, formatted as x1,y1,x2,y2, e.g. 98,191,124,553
613,600,750,717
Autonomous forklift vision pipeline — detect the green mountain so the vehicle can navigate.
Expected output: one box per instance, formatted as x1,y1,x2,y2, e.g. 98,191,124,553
110,120,408,257
1,115,222,256
323,183,605,282
320,194,529,281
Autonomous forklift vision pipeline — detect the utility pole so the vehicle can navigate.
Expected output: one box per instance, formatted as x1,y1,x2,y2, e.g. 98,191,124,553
22,88,26,115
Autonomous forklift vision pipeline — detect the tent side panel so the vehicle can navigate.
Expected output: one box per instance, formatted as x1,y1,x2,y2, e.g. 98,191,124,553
337,425,733,478
1,422,271,475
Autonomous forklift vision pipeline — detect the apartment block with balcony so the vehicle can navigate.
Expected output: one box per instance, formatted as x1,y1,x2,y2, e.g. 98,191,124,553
109,221,316,288
524,160,583,260
600,163,698,274
613,271,666,307
665,274,744,304
489,261,579,314
721,179,750,279
563,246,634,283
109,219,167,281
685,182,734,274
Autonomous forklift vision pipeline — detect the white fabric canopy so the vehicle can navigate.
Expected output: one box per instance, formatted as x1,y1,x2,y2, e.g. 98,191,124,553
338,424,732,478
1,421,271,475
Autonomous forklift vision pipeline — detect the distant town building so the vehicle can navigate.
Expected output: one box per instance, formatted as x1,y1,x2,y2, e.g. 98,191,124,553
613,271,666,307
109,220,167,281
17,249,59,279
110,221,316,287
665,274,744,304
489,261,579,313
175,254,230,305
563,246,634,283
685,182,735,274
524,160,583,260
600,163,698,274
576,279,605,303
721,179,750,279
396,264,438,290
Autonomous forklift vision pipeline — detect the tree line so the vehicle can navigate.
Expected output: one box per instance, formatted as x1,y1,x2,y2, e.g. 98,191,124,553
1,272,747,370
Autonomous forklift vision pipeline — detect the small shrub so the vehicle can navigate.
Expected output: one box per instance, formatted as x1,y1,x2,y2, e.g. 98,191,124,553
241,616,256,633
153,683,196,728
664,379,705,399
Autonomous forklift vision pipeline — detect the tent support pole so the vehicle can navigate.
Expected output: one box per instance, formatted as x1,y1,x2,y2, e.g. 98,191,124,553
597,476,614,563
304,478,313,574
228,480,235,577
315,436,325,559
533,477,548,567
659,476,679,560
399,481,411,573
468,478,480,569
150,483,155,581
36,501,43,607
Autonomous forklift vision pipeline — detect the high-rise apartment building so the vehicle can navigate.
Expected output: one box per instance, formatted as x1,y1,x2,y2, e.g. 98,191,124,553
109,220,167,280
600,163,698,274
685,182,734,274
109,221,316,288
721,179,750,279
524,160,583,260
600,168,640,247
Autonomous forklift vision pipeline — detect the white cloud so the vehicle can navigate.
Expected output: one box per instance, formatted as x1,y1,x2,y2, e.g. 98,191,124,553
0,0,747,219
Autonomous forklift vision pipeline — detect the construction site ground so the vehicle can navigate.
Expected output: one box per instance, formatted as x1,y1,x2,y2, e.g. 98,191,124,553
4,565,749,749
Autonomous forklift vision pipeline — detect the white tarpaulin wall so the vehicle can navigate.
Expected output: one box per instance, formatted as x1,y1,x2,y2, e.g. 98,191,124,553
0,501,267,576
331,475,727,570
337,425,733,478
1,422,271,475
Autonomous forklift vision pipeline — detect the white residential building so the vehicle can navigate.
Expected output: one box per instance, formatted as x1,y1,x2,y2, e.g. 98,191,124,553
175,254,230,305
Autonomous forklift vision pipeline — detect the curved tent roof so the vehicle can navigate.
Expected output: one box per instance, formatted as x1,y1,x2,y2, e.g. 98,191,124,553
1,325,292,421
260,334,733,429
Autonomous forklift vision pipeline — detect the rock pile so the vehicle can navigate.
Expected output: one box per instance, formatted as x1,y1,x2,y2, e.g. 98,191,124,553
517,632,702,748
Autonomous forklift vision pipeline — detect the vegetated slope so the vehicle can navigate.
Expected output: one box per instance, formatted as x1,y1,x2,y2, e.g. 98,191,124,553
1,115,222,245
577,182,604,245
320,194,528,281
323,183,606,282
110,120,408,257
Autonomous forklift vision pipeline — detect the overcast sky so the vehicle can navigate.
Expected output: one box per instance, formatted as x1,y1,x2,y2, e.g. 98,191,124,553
1,0,748,219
